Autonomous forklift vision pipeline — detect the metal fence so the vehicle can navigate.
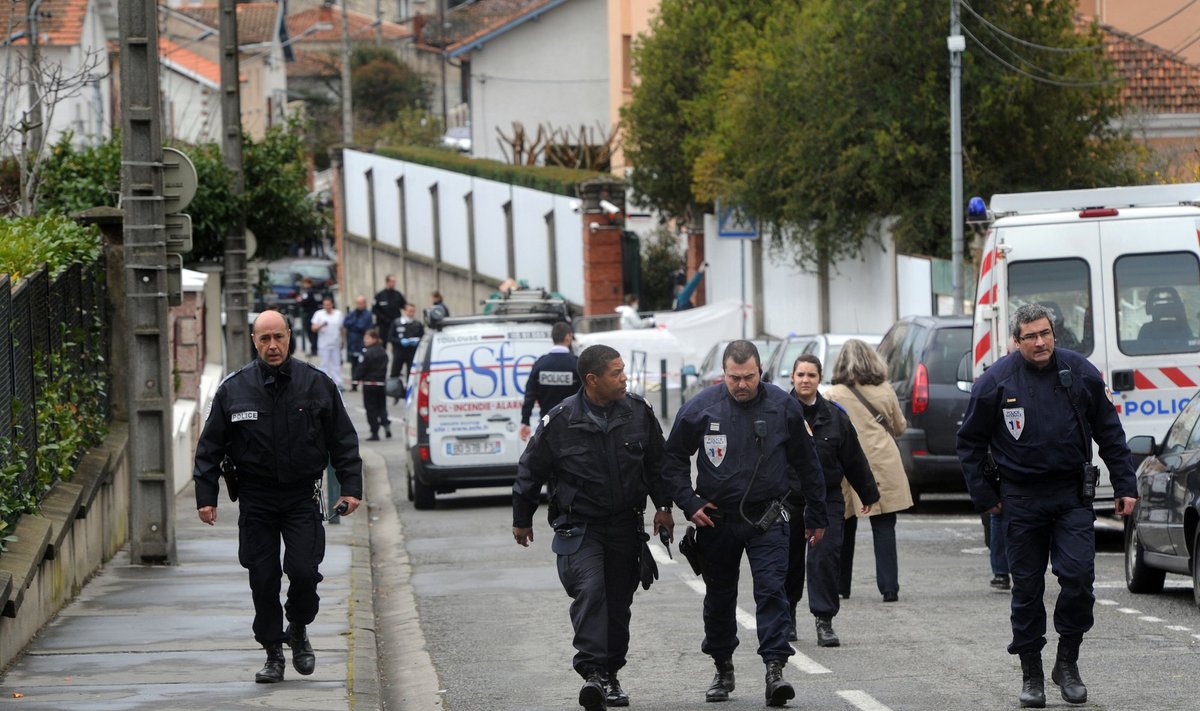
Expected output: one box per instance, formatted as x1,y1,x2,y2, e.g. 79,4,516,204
1,259,109,516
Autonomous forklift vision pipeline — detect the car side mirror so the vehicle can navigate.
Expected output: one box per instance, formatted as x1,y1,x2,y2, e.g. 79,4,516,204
1128,435,1157,457
955,351,973,392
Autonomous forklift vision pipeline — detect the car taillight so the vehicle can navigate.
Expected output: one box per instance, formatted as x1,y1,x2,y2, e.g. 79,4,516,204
417,371,430,423
913,363,929,414
710,375,724,385
419,445,430,462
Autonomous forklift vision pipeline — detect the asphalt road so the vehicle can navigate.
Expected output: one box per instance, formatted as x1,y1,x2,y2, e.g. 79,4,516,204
339,386,1200,711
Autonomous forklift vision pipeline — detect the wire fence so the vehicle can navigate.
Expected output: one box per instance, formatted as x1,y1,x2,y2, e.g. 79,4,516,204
1,259,109,525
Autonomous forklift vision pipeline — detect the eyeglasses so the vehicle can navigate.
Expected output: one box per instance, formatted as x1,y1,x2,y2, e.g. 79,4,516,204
1017,328,1053,344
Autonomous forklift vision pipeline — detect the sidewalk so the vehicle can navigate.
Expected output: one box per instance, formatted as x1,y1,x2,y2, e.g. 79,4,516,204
0,466,381,710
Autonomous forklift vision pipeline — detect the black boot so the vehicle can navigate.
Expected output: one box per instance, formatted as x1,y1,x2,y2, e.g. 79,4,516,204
255,644,286,683
286,623,316,675
1018,651,1046,708
787,604,798,642
579,669,606,711
705,658,735,702
603,672,629,707
1051,637,1087,704
764,659,795,707
815,616,841,647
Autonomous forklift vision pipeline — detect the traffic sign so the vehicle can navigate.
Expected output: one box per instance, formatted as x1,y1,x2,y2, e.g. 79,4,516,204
717,201,757,238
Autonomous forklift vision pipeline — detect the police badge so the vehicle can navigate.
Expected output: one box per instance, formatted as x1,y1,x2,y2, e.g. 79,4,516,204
703,434,727,467
1003,407,1025,440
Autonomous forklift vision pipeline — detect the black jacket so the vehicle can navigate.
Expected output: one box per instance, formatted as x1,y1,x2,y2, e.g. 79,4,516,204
353,343,388,385
521,348,580,426
663,383,827,529
372,287,406,331
792,390,880,505
957,347,1136,511
193,357,363,508
388,316,424,352
513,391,671,528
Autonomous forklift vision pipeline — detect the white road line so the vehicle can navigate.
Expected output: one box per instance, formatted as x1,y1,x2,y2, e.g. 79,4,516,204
837,689,894,711
1166,625,1191,632
1096,599,1119,605
649,542,678,566
678,575,831,675
1116,607,1142,615
1138,616,1165,623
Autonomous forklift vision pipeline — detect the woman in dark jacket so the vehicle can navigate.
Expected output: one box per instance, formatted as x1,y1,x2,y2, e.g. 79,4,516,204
786,354,881,648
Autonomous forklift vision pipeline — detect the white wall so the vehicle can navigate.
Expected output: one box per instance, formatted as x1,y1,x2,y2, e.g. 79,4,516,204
702,214,932,338
342,149,585,304
468,0,610,163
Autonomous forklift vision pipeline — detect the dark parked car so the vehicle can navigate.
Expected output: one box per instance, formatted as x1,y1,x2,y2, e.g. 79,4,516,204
1124,389,1200,605
876,315,974,503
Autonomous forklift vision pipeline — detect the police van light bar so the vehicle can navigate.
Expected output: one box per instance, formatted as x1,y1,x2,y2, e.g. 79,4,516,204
966,196,989,224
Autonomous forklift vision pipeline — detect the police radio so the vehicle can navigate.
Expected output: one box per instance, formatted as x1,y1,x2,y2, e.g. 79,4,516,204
741,420,789,532
1059,368,1099,505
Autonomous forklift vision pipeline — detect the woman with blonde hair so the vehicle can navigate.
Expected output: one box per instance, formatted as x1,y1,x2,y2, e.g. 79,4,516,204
824,338,913,602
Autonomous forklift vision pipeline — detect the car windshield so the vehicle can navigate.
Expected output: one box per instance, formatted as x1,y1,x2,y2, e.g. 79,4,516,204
267,271,296,286
926,327,972,384
293,263,333,280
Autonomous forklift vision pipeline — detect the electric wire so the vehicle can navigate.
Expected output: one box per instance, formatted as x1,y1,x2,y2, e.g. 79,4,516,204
960,0,1104,53
960,25,1121,88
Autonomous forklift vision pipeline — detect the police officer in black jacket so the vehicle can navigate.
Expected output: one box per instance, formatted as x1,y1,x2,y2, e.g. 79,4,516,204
664,340,826,707
513,344,675,711
958,303,1137,708
520,322,580,441
194,309,363,684
785,354,879,649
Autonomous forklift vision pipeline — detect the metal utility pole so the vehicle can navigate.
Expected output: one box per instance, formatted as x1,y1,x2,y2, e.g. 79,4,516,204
948,0,965,315
341,0,353,143
220,0,250,368
119,0,176,564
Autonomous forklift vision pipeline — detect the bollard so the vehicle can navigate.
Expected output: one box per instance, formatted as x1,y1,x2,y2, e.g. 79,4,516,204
660,359,669,419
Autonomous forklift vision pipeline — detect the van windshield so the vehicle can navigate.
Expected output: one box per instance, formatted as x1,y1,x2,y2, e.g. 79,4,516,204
1007,258,1094,356
1114,252,1200,356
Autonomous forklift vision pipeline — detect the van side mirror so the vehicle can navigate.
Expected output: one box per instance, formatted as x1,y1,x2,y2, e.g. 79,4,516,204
955,352,973,392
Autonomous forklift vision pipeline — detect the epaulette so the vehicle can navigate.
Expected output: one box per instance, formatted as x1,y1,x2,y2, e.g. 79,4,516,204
540,401,570,428
627,391,653,411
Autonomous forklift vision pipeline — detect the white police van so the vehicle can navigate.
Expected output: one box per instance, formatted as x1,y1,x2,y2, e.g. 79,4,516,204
969,183,1200,509
402,290,570,509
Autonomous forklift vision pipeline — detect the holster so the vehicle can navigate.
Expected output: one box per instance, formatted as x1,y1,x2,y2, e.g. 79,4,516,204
982,454,1001,497
220,456,239,503
678,525,704,576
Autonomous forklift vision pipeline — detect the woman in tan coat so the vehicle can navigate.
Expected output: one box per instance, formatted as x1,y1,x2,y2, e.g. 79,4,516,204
824,339,914,602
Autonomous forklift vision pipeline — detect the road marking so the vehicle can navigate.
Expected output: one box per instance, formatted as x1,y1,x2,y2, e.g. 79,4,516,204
837,689,893,711
1096,599,1119,605
1116,607,1142,614
650,542,678,566
679,576,831,675
1139,616,1165,623
1166,625,1191,632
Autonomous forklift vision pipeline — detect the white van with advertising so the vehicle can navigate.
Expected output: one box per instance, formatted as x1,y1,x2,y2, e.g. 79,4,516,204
969,183,1200,509
402,291,570,509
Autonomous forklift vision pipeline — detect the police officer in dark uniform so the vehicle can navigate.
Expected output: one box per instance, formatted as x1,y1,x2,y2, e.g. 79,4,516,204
194,309,363,684
785,354,879,648
957,303,1137,708
513,344,675,711
664,340,826,707
519,322,580,441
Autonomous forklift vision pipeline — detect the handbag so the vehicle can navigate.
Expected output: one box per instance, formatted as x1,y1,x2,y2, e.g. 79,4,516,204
848,385,887,425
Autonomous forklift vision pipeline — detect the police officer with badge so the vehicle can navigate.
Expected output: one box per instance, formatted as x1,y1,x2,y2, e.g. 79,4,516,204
194,309,363,684
520,322,580,441
513,344,675,711
957,303,1137,708
664,340,826,707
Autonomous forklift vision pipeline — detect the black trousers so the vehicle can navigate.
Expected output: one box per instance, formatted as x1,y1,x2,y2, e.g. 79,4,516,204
1003,482,1095,655
237,481,326,647
556,520,640,677
697,516,792,663
363,384,389,434
839,512,899,597
786,491,845,619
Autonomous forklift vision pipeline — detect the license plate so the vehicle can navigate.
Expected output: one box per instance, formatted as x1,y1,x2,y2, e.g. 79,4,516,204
445,439,502,456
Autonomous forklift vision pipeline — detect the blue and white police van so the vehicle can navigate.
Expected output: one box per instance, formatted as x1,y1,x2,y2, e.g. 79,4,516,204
402,290,571,509
969,183,1200,509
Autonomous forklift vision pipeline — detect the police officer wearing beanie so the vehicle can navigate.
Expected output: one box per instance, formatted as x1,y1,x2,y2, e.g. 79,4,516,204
194,309,363,684
664,339,826,707
513,344,675,711
957,303,1137,708
519,322,580,441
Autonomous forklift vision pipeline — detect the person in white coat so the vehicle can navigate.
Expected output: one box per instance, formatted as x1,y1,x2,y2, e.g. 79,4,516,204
310,297,346,389
615,294,655,330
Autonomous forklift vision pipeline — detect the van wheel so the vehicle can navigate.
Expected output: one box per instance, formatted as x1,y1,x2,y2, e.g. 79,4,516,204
413,474,436,510
1192,529,1200,610
1125,514,1165,594
405,464,415,502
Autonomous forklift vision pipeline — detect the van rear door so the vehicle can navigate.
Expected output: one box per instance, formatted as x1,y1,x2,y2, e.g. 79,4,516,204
425,324,551,469
1099,213,1200,444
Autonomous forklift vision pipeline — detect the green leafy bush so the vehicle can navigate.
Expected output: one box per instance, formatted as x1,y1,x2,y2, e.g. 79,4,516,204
375,145,605,197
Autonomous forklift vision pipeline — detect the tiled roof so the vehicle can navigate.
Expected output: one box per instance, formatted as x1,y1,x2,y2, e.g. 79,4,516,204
177,3,280,45
286,47,341,80
1099,22,1200,113
286,5,410,44
160,37,229,88
0,0,91,46
419,0,558,51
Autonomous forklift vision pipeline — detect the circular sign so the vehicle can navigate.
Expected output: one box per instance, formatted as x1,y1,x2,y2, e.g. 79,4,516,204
162,147,198,214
